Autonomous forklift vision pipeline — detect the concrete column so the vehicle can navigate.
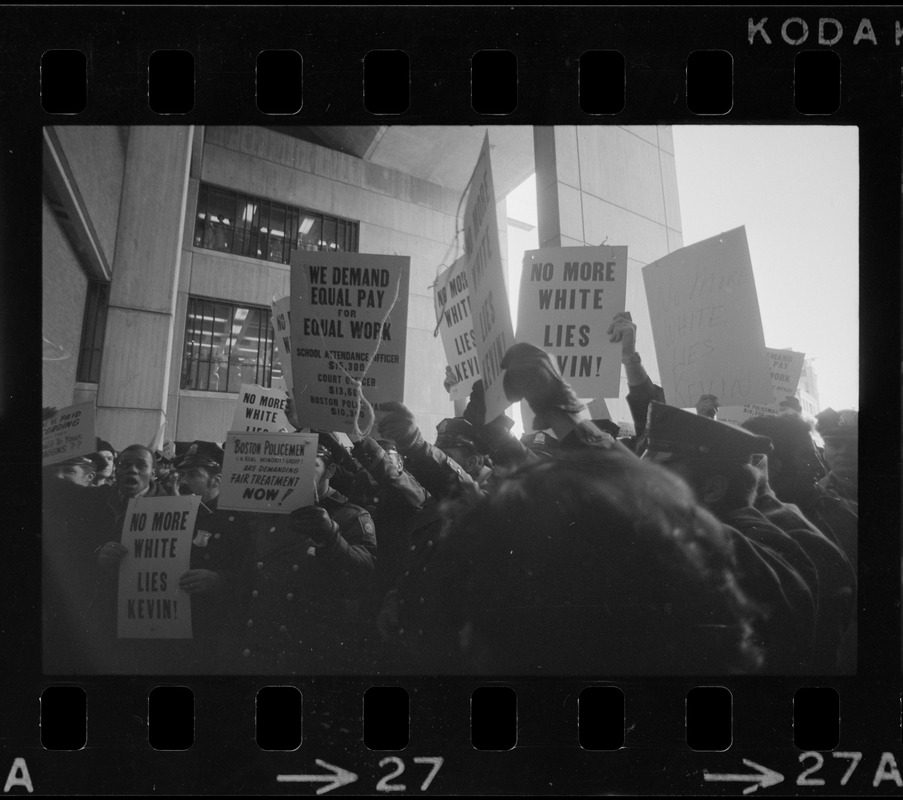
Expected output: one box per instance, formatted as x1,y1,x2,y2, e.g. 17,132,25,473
95,126,194,450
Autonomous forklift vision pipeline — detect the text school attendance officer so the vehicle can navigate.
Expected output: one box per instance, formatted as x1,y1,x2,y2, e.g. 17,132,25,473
230,435,377,674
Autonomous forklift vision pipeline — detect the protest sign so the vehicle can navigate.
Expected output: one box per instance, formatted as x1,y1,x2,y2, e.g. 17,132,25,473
434,255,480,402
642,226,773,408
270,296,293,395
218,430,318,514
231,384,290,433
42,402,97,466
718,347,807,424
290,252,409,433
463,133,516,421
517,246,628,398
118,494,200,639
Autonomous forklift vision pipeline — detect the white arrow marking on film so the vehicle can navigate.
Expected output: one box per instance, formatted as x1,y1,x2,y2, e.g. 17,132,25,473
277,760,359,795
704,759,785,794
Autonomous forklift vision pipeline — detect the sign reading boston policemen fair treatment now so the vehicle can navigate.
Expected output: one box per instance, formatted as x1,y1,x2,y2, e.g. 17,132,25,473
642,226,774,409
231,383,291,433
42,402,97,466
718,347,807,425
218,431,318,514
434,255,481,402
289,252,410,433
463,133,516,422
118,494,200,639
517,246,628,399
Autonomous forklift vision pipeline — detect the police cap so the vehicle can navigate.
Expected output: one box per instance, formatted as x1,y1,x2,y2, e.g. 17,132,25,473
175,441,224,473
815,408,858,440
435,417,480,452
643,402,773,464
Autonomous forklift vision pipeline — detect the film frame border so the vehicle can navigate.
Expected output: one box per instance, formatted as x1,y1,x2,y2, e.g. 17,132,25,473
3,4,900,795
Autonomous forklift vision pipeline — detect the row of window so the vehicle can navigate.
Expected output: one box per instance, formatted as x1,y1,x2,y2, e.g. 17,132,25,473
193,183,358,265
77,184,356,390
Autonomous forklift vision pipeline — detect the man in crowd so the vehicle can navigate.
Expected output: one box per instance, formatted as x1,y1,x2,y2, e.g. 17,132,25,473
742,413,858,568
228,437,377,674
409,446,765,675
171,441,253,673
640,402,829,673
90,438,117,487
815,408,858,504
50,455,96,486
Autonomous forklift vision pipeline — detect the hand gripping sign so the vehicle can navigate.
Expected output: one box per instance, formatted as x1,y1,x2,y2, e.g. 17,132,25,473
517,246,628,399
118,494,200,639
290,251,409,434
642,226,774,408
218,431,319,514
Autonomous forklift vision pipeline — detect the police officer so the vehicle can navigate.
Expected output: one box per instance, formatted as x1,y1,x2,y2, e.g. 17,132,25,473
231,438,377,674
815,408,858,504
50,454,97,486
173,441,253,673
641,402,821,673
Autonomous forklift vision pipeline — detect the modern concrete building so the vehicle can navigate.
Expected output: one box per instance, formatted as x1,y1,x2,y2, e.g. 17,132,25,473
42,125,682,448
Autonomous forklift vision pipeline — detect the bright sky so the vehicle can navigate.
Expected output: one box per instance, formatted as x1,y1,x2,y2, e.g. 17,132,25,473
504,125,859,412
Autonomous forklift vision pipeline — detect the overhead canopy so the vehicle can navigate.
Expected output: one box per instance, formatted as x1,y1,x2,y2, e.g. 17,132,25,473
267,125,535,197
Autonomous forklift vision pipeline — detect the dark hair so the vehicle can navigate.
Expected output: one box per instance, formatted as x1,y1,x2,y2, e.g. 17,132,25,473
117,444,156,465
420,450,763,675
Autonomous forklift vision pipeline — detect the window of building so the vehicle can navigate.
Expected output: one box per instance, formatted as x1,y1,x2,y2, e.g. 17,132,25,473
76,281,110,383
180,297,282,393
193,183,359,265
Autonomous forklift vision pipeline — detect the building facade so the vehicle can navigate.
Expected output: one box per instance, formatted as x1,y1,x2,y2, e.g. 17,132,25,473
43,125,682,447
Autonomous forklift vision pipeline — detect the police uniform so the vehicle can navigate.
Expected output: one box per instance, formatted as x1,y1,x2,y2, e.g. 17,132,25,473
642,402,822,673
230,484,377,675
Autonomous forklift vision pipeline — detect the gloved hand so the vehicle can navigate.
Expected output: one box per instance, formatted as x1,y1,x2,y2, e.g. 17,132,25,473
607,311,637,358
695,394,719,419
291,505,340,549
464,379,514,453
376,401,423,452
500,343,585,431
97,541,128,571
178,569,222,595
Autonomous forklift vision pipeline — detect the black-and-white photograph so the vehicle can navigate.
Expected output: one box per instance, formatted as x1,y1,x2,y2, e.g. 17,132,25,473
42,124,858,677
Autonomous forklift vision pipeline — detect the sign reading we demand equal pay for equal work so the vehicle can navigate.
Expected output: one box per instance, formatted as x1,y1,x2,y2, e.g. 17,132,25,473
217,431,318,514
290,251,410,433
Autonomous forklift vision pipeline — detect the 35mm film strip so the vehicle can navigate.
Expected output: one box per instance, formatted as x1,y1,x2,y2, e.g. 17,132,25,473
2,5,900,796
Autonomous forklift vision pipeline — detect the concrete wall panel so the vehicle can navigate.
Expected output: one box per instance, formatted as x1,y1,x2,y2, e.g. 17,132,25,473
580,193,670,265
53,125,126,267
42,196,88,408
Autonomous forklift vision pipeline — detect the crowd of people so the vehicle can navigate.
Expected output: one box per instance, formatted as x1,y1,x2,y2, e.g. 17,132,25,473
42,313,858,676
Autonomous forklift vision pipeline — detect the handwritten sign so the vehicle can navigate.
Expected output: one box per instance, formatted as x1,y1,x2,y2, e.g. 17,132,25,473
434,256,480,401
231,384,290,433
517,246,627,398
218,431,318,514
290,252,410,433
118,495,199,639
463,133,516,422
718,347,807,424
271,296,294,395
42,402,97,466
642,226,773,408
